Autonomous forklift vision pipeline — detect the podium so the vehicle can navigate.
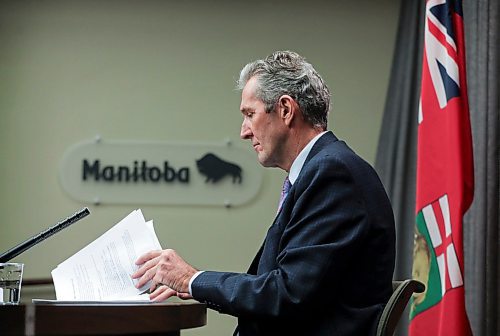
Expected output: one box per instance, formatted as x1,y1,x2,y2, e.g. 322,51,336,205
1,301,206,335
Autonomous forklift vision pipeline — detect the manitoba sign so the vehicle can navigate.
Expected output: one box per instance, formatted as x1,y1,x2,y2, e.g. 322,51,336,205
59,138,263,206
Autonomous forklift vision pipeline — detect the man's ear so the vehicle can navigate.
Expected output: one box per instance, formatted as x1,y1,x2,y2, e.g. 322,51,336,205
277,95,299,127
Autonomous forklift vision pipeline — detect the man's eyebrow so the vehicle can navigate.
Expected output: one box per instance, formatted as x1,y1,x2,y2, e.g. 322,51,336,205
240,107,254,113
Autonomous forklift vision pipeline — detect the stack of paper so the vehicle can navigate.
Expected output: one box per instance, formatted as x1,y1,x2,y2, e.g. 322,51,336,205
35,209,162,303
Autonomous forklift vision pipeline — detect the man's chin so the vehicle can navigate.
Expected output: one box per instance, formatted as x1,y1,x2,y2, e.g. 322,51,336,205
257,155,277,168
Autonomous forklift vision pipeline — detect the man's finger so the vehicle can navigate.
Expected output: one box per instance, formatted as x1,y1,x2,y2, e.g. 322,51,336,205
177,292,193,300
134,265,158,288
150,286,176,301
135,250,162,265
131,255,160,279
149,274,165,293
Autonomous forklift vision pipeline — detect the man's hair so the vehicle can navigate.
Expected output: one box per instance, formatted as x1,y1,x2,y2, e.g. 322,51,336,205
237,50,331,130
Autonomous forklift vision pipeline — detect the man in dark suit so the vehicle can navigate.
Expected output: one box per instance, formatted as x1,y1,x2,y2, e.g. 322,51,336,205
132,51,396,335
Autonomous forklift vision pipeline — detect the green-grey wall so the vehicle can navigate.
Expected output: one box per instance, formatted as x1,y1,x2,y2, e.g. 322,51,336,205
0,1,399,335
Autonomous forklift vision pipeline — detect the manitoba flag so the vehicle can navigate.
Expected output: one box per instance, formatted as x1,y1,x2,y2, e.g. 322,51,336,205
409,0,474,335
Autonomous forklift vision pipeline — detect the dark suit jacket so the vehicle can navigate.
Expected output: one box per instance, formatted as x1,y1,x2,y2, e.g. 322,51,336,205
192,132,396,335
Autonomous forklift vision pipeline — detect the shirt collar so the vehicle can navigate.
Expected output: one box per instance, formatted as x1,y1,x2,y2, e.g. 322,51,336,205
288,131,328,185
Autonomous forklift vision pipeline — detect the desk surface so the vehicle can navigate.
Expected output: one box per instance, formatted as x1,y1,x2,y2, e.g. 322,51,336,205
1,301,207,335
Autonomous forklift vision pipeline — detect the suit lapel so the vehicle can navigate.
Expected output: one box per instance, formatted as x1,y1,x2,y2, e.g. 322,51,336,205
247,215,280,274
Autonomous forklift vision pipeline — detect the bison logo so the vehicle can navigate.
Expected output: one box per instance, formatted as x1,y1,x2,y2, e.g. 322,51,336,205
196,153,242,184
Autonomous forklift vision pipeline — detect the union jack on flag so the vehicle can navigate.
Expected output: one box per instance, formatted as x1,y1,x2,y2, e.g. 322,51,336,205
410,0,474,335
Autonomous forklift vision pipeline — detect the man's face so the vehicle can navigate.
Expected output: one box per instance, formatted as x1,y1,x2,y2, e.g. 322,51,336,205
239,77,287,168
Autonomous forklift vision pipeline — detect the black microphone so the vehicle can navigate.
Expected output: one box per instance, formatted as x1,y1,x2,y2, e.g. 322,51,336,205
0,207,91,263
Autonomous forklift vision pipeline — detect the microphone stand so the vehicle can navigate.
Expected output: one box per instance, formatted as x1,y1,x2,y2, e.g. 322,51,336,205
0,207,91,263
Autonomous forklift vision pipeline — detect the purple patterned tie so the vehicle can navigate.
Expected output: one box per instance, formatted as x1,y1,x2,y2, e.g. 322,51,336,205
277,176,292,213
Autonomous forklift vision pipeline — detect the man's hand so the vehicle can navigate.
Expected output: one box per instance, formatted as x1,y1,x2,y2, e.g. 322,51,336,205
149,285,194,302
131,249,197,300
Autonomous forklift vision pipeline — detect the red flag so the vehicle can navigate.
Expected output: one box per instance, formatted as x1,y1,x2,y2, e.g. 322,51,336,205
409,1,474,335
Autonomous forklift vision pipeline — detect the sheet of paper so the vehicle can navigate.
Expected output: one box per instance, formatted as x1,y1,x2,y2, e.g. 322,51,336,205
50,209,162,301
32,293,152,305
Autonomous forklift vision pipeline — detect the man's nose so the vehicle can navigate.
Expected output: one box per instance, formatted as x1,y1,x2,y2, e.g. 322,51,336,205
240,120,252,139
